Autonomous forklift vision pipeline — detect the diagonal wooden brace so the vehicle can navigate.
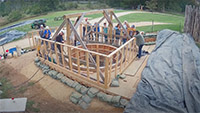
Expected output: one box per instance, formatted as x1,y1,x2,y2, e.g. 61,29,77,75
111,12,132,39
67,19,105,81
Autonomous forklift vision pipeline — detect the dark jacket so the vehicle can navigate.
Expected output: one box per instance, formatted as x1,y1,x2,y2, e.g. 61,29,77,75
135,34,145,46
56,34,63,43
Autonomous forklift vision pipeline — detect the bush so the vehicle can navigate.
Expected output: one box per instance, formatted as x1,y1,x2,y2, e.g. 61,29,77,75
8,11,22,22
66,2,78,10
30,5,42,15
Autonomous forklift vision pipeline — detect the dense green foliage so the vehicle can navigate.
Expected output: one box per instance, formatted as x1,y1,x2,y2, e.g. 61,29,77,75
8,11,23,22
0,0,197,18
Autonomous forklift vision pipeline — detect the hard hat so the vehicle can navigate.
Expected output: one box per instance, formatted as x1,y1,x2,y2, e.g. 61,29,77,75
45,26,49,29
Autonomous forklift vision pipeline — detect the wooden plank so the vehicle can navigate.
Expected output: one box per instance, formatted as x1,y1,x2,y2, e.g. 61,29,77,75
38,38,42,57
40,57,106,89
68,19,105,81
39,37,107,57
48,41,53,63
86,52,90,79
109,56,112,84
69,14,85,43
95,26,98,41
120,29,123,45
61,45,65,67
114,52,119,77
96,55,100,84
105,57,109,88
43,40,47,57
103,10,113,26
52,19,67,40
101,26,104,43
80,24,83,38
112,12,132,39
108,38,134,57
54,43,60,65
119,49,123,73
124,44,128,67
67,19,71,45
76,49,80,74
68,47,72,71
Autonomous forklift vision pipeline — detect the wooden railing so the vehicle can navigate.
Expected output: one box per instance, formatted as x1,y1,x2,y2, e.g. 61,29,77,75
29,24,137,89
80,23,128,46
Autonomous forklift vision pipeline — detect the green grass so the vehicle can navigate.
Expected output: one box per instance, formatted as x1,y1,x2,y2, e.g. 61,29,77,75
26,100,40,112
196,42,200,49
85,10,127,19
114,12,185,33
0,10,89,29
0,77,13,98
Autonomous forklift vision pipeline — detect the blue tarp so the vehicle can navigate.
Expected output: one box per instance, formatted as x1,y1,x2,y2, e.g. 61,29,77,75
0,20,34,33
0,30,26,46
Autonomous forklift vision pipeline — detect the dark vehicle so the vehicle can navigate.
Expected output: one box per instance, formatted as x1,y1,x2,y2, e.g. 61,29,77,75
31,19,46,29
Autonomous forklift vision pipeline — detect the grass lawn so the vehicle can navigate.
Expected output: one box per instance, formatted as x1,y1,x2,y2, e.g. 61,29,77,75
114,12,185,33
85,10,127,19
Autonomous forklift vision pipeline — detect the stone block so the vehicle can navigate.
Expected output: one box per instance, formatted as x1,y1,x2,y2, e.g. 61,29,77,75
82,95,92,104
80,86,88,95
79,100,90,110
111,96,121,104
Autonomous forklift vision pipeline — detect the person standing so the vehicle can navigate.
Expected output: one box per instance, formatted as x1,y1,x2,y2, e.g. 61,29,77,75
83,18,88,37
114,24,121,45
94,22,100,40
39,25,45,38
56,31,64,53
134,30,145,58
103,22,108,43
42,26,51,39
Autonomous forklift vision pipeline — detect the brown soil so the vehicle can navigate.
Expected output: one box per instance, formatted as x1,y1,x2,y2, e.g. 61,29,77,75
0,51,123,113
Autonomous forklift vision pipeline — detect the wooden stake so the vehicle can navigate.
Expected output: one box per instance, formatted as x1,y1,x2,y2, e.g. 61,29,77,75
115,52,119,77
61,45,65,67
76,49,80,74
96,54,100,84
86,52,90,79
54,43,60,65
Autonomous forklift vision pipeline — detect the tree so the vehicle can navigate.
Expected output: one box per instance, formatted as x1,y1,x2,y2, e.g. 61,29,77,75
145,0,158,11
8,11,22,22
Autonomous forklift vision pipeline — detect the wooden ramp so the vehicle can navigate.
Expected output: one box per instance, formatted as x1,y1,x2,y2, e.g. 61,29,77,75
106,45,155,99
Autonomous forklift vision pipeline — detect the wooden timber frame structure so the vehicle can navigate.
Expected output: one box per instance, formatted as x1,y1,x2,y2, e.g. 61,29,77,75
32,9,138,91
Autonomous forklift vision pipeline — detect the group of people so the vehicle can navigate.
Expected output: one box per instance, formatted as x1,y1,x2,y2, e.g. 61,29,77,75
38,19,145,59
39,25,65,54
82,19,145,59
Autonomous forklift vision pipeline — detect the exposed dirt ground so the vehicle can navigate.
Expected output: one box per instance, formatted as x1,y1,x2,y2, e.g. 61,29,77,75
0,51,123,113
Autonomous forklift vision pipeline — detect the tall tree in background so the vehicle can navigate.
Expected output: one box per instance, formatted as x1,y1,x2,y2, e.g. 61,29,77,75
145,0,158,11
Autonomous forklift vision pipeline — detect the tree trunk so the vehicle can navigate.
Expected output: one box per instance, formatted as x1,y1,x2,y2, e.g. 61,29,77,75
184,5,200,42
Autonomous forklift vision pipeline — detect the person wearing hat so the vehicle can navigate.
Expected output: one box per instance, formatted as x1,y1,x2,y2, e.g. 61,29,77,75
42,26,51,39
56,31,65,53
39,25,45,38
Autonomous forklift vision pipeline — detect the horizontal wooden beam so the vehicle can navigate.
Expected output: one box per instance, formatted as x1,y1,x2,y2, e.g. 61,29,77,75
37,37,108,57
64,9,114,18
